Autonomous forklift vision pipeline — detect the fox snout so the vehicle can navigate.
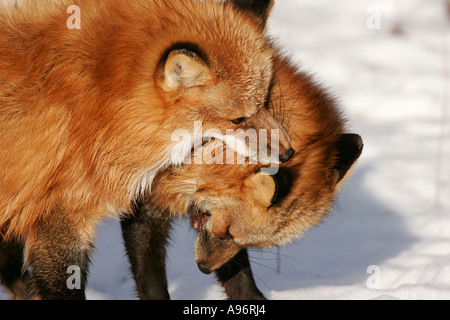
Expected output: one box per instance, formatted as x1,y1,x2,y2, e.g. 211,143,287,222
197,262,213,275
248,108,294,164
275,124,295,163
194,229,242,275
280,147,295,163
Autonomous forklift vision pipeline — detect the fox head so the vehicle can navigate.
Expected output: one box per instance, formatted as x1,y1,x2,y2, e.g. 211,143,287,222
152,0,294,169
153,134,362,273
194,134,363,274
150,55,363,273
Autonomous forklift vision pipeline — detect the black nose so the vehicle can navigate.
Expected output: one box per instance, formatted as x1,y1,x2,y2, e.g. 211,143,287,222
197,262,213,275
280,148,295,163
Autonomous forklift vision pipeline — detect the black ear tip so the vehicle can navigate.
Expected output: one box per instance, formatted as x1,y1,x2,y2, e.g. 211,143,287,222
348,133,364,156
333,133,364,183
234,0,273,6
231,0,274,27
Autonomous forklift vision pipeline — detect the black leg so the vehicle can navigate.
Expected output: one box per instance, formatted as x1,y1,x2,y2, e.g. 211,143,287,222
121,200,172,300
0,236,31,300
215,249,266,300
24,216,93,300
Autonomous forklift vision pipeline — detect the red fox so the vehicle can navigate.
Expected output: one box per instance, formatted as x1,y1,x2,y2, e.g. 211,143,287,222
121,53,363,299
0,0,293,299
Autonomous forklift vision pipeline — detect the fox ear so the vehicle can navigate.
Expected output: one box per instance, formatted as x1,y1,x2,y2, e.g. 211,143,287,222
231,0,275,29
333,134,364,183
246,172,277,207
161,49,213,92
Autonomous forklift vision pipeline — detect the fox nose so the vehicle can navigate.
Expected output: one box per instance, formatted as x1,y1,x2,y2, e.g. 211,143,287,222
197,262,213,275
280,148,295,163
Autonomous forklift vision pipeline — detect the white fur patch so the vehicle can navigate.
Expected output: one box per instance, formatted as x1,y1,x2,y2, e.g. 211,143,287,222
204,130,281,165
129,124,282,198
129,155,171,198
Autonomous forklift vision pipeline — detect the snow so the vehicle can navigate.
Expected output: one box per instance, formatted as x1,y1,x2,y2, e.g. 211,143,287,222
1,0,449,300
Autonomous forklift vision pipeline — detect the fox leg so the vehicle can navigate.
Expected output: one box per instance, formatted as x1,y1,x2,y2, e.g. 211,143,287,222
24,214,93,300
215,249,266,300
121,200,172,300
0,236,31,300
123,201,265,300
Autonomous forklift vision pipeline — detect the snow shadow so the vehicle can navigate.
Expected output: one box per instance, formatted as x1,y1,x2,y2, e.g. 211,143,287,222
248,163,419,295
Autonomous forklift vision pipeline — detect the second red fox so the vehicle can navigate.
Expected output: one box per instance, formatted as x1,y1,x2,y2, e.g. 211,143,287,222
123,53,363,299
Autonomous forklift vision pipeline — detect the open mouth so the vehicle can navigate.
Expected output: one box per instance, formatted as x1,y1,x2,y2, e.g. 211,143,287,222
190,208,211,231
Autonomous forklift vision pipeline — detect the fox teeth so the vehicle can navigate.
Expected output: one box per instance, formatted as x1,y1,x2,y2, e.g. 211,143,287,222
192,211,211,231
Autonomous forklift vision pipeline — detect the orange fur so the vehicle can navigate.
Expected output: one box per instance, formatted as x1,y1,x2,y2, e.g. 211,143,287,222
150,54,362,271
0,0,291,240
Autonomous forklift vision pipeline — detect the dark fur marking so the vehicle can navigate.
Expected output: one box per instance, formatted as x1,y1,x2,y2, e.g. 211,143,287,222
333,134,364,183
160,42,211,70
270,168,294,208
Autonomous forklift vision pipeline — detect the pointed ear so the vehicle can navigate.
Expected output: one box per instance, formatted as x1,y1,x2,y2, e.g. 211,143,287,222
333,134,364,183
245,172,277,207
160,49,213,92
231,0,275,29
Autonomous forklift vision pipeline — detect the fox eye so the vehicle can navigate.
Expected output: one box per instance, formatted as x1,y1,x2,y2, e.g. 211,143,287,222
231,117,246,125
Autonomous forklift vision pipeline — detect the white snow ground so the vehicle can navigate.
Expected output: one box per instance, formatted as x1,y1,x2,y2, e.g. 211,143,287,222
1,0,449,300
